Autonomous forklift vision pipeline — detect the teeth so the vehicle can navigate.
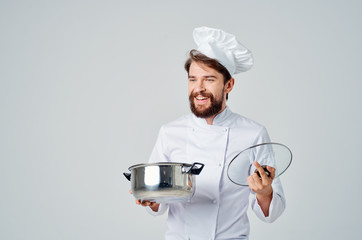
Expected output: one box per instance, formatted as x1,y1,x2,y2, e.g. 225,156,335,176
196,96,208,100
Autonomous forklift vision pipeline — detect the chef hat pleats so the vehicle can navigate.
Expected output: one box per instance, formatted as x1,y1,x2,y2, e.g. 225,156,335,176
193,26,253,75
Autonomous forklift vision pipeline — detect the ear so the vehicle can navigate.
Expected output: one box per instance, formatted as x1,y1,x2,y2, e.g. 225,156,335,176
225,78,235,93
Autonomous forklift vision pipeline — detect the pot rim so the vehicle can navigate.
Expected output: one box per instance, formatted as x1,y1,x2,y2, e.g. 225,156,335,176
128,162,192,171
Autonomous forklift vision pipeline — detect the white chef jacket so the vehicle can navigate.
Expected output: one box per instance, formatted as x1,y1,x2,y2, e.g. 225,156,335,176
147,107,286,240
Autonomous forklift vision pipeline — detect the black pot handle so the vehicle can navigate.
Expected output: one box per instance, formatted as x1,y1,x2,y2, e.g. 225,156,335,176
123,172,131,181
187,162,205,175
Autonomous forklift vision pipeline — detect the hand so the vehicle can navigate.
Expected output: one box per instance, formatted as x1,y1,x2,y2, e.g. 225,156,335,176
247,161,275,196
247,162,275,216
129,190,160,212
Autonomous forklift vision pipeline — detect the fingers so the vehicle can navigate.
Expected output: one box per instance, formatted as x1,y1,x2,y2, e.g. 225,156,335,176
249,162,275,194
135,199,148,206
135,198,157,207
253,162,267,179
247,173,262,192
149,202,157,208
247,176,253,189
253,162,275,182
140,200,157,207
266,165,276,179
130,189,157,207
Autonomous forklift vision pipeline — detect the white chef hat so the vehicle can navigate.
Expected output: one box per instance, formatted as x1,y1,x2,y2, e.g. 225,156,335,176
193,26,253,75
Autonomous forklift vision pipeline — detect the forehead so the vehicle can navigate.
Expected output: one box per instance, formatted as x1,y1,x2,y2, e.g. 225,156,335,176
189,62,221,77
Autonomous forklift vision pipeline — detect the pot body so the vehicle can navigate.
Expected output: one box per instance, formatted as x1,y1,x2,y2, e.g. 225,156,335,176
126,162,204,203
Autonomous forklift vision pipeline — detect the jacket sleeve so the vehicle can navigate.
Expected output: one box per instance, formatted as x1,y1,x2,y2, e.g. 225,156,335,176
146,126,170,216
251,177,286,223
146,203,169,216
250,126,286,222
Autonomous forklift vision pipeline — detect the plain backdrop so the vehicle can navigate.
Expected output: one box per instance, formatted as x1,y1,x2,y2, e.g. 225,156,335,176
1,0,361,239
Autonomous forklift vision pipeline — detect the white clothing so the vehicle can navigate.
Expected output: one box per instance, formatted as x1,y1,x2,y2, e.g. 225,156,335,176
147,107,286,240
193,26,253,75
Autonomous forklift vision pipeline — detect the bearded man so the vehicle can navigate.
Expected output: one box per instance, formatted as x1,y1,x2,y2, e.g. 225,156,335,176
133,26,286,240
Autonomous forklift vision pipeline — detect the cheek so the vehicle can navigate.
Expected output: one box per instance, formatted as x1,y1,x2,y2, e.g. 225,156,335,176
188,87,193,96
211,85,225,97
188,83,193,93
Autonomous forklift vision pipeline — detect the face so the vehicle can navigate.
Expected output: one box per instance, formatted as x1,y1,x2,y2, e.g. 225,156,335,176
188,62,233,119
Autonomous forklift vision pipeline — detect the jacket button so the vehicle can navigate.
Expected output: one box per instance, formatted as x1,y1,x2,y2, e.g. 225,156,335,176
212,199,217,204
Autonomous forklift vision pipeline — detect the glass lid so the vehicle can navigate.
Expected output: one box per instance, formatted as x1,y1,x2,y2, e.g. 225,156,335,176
227,143,292,186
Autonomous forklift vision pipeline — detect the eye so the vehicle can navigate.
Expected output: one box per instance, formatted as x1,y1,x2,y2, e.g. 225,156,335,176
206,78,214,82
189,78,196,82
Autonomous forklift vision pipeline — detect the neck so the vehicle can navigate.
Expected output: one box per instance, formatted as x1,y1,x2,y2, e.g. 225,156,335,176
205,116,216,125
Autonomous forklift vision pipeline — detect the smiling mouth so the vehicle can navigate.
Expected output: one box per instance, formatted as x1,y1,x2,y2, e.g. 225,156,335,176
196,96,208,100
195,95,209,104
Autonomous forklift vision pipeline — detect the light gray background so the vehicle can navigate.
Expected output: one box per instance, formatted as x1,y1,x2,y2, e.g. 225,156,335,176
1,0,361,239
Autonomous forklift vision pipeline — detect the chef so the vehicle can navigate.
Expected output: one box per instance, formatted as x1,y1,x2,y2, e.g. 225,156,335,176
133,26,286,240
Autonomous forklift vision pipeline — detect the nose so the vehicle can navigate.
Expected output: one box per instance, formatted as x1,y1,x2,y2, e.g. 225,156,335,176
194,80,206,92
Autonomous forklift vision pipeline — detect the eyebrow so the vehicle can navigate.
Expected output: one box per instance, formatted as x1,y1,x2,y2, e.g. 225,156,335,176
188,75,217,78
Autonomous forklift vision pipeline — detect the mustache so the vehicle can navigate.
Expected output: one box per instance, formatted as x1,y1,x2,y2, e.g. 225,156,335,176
190,91,213,99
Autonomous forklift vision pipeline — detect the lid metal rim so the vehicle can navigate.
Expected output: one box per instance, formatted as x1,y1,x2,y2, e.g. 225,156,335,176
128,162,193,171
227,142,293,186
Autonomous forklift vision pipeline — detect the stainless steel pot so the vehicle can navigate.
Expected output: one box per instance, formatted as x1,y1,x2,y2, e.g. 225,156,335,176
124,162,204,203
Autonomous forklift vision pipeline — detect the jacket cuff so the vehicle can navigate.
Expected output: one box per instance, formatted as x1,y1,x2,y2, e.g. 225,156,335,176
146,203,168,216
252,190,286,223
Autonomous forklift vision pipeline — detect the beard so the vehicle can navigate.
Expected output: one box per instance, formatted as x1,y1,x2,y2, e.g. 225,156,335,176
189,89,224,119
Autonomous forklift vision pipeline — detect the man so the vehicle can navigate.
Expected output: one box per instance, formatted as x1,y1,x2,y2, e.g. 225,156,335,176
133,26,286,239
